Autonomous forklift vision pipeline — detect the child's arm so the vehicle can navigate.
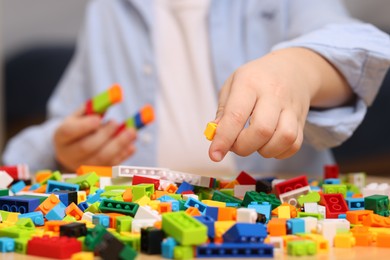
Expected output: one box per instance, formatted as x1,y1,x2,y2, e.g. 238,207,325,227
208,47,353,162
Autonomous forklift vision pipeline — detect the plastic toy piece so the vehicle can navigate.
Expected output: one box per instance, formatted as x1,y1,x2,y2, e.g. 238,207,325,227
297,191,321,206
323,164,339,179
10,180,26,194
0,196,41,214
18,211,44,226
27,235,82,259
204,122,217,141
212,190,242,206
99,199,139,217
362,213,390,227
65,202,84,220
60,222,87,238
274,175,309,196
243,191,280,209
184,197,208,215
196,242,274,258
45,202,66,220
0,171,13,189
286,218,305,234
0,237,15,252
346,210,373,224
123,104,155,130
84,84,123,116
267,218,287,236
162,212,207,246
364,195,390,216
66,172,99,190
94,232,126,260
223,223,267,243
287,240,317,256
140,227,164,255
161,237,177,259
334,233,356,248
76,165,112,177
71,252,94,260
322,184,347,198
0,164,30,181
46,180,79,193
36,194,61,215
320,193,348,218
132,175,161,190
316,219,350,247
346,197,365,211
350,226,373,246
235,171,257,185
376,233,390,247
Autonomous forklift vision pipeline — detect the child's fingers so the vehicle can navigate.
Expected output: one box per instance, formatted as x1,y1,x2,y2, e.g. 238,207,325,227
214,75,234,121
274,125,304,159
230,97,281,156
209,79,257,162
54,115,101,145
257,109,299,158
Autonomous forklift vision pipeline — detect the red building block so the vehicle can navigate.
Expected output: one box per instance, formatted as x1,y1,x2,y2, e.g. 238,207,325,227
27,236,82,259
324,165,339,179
132,175,160,190
235,171,256,185
320,193,348,218
274,176,309,196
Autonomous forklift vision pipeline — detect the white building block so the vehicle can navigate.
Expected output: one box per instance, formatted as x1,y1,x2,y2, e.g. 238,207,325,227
279,186,311,207
316,219,350,246
234,185,256,199
236,208,258,223
131,219,157,233
134,206,161,221
303,217,318,233
0,171,13,188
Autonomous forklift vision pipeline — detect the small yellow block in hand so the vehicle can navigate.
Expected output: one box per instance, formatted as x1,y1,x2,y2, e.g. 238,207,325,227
204,122,217,141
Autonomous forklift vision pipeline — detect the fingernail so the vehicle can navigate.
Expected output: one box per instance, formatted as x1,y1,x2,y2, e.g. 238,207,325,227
212,151,223,161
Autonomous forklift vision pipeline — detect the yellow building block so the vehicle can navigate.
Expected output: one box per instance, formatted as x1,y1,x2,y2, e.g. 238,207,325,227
201,200,226,208
77,191,87,204
148,200,161,211
278,205,291,219
5,212,20,223
71,252,94,260
298,233,329,252
204,122,217,141
135,196,151,206
214,221,235,240
334,233,356,248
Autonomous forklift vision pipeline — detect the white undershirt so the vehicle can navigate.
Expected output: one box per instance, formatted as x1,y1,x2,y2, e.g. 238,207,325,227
154,0,236,177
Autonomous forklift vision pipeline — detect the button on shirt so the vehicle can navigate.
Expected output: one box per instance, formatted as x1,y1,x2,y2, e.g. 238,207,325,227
3,0,390,177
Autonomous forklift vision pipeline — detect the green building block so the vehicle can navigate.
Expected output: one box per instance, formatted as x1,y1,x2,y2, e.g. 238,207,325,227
287,240,317,256
116,216,133,232
0,189,9,197
242,191,281,209
212,190,242,206
132,184,154,201
104,185,131,191
162,212,207,246
0,226,35,238
77,236,89,251
166,194,182,201
14,237,29,254
63,215,77,222
100,190,124,198
297,191,320,206
99,199,139,217
66,172,99,189
15,218,35,230
119,244,138,260
174,245,194,259
86,202,100,213
179,200,187,211
118,235,140,251
322,184,347,198
365,195,390,216
297,212,323,220
0,210,10,221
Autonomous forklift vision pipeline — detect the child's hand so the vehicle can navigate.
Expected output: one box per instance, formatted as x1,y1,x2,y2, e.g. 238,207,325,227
53,107,137,171
209,48,352,162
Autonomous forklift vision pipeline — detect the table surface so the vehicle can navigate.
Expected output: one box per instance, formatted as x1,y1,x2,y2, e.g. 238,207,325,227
1,175,390,260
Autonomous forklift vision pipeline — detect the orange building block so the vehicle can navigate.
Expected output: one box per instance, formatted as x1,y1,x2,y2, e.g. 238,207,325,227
351,226,373,247
44,220,67,233
164,184,178,194
346,210,373,224
76,165,112,177
104,212,126,228
362,213,390,228
155,190,169,199
185,207,202,217
272,203,297,218
36,194,60,215
122,189,133,202
267,218,287,236
65,203,84,221
35,170,52,183
157,202,172,214
224,180,239,189
376,233,390,247
217,207,237,221
34,185,48,194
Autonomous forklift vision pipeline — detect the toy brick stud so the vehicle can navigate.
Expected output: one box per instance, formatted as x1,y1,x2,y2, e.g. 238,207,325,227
204,122,217,141
85,84,123,116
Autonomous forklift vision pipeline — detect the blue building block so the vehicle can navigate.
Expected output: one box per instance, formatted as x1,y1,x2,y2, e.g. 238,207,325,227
78,202,89,212
19,211,44,226
158,195,177,202
323,178,341,185
29,183,41,191
184,197,208,215
161,237,177,259
45,202,66,220
287,218,305,234
53,191,78,206
346,197,365,210
248,202,271,222
223,223,267,243
87,189,104,204
196,243,274,258
46,180,79,193
92,214,110,228
0,237,15,252
0,196,41,214
338,214,347,219
310,186,321,191
205,206,219,220
176,182,194,194
194,215,215,239
10,181,26,194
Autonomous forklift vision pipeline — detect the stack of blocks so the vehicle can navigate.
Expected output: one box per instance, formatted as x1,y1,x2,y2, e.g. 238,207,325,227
0,164,390,259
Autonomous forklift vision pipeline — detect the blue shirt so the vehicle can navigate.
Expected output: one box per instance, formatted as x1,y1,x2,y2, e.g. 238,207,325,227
3,0,390,176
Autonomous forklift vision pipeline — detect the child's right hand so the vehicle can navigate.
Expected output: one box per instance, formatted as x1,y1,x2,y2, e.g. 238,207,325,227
53,107,137,171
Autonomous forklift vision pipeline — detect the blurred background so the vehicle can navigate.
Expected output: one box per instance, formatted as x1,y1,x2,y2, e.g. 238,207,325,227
0,0,389,175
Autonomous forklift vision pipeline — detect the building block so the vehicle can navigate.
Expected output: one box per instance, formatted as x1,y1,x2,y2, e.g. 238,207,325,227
287,218,305,234
0,237,15,252
287,240,317,256
376,232,390,247
176,181,195,194
14,237,29,254
116,216,133,232
0,164,30,181
132,175,160,190
60,222,87,238
255,179,272,194
94,231,126,260
120,104,155,131
267,218,287,236
248,202,272,222
194,215,215,239
320,193,348,218
0,171,14,189
99,199,139,217
279,186,311,207
27,235,82,259
162,212,207,246
362,183,390,198
76,165,112,177
322,184,347,198
212,190,242,206
274,175,309,196
323,178,341,185
85,84,122,116
184,197,208,215
316,219,350,247
0,196,41,214
362,213,390,227
54,190,78,207
18,211,44,226
140,227,164,254
334,233,356,248
204,122,217,141
46,180,79,193
222,223,267,243
45,202,66,220
323,164,339,179
235,171,256,185
161,237,177,259
242,191,280,209
196,243,273,258
346,210,373,224
236,208,257,223
65,202,84,220
71,252,94,260
10,180,26,194
66,172,99,190
297,191,320,206
92,214,110,228
346,197,365,211
347,172,366,190
350,226,373,246
364,195,390,216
